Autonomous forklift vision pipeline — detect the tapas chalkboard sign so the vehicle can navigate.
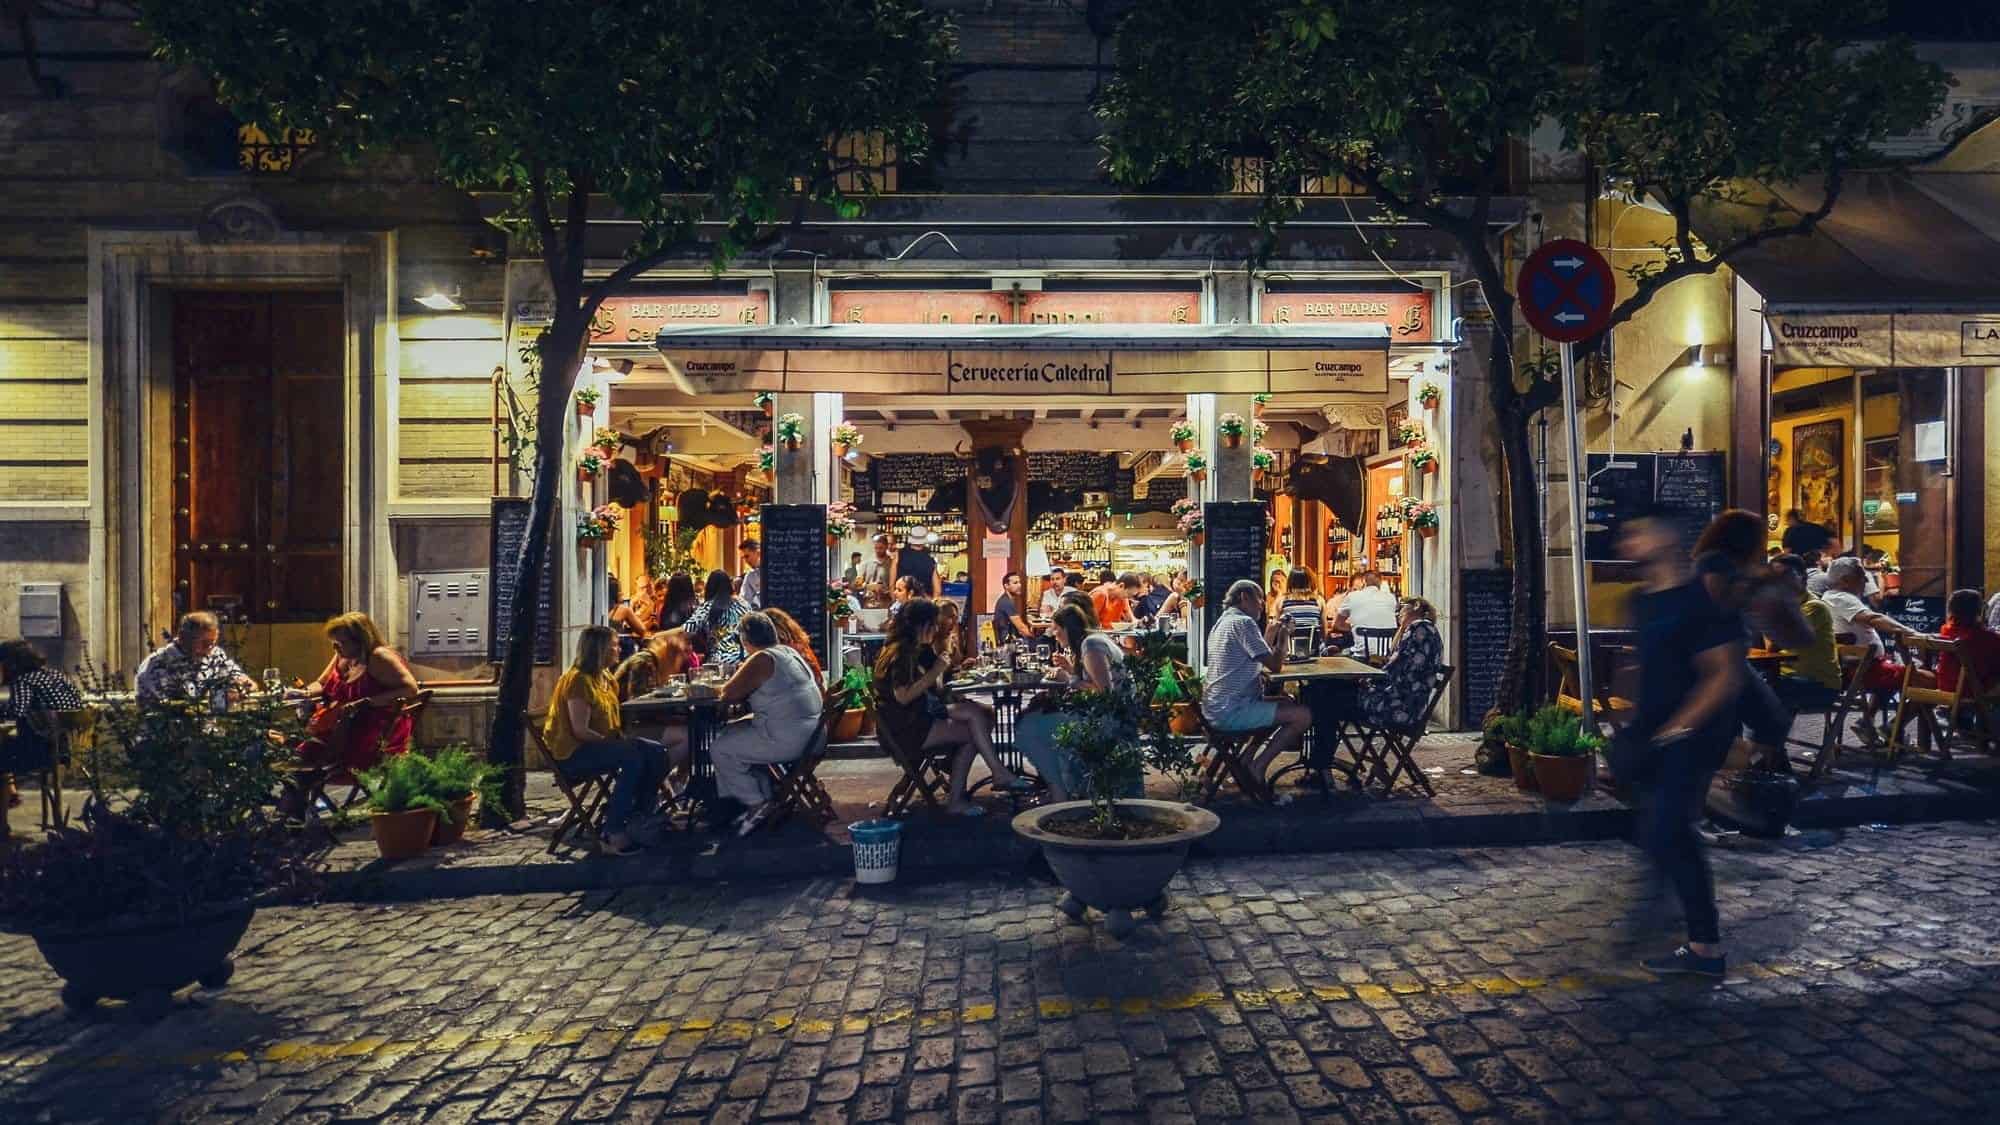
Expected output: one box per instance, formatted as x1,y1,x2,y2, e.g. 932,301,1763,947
1582,451,1725,561
1200,502,1267,637
489,497,556,664
1459,568,1512,723
1882,594,1945,638
760,503,830,662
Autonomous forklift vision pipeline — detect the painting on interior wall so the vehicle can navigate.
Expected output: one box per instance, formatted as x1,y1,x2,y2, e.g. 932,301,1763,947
1793,419,1845,531
1385,402,1410,447
1863,437,1900,532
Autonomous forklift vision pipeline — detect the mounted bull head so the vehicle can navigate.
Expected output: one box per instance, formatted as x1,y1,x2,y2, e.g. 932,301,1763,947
1288,454,1366,530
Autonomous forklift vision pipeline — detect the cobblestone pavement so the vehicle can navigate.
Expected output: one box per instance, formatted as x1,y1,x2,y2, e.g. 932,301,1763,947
2,823,1997,1124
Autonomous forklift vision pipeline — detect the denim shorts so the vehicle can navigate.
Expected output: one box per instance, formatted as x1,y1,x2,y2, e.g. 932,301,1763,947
1203,698,1279,733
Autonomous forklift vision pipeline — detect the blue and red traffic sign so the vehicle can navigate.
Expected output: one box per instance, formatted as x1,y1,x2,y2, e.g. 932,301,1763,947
1517,239,1614,343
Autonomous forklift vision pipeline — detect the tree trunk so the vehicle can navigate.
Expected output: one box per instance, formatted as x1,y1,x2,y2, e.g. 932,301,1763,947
1484,310,1548,721
484,316,589,820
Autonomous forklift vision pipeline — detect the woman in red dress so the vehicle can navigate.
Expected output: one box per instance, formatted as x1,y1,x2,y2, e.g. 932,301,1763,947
302,612,420,771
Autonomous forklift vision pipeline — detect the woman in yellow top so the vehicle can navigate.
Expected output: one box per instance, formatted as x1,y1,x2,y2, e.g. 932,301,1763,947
544,625,670,855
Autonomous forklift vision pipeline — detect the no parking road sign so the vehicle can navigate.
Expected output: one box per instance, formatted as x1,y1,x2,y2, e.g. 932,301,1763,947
1517,239,1613,343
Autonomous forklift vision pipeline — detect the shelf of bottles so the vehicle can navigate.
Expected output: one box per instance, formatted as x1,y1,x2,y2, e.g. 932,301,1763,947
876,499,968,556
1033,509,1111,573
1370,505,1405,587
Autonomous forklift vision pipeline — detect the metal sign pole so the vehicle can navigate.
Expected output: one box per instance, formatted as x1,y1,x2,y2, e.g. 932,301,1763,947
1558,341,1595,733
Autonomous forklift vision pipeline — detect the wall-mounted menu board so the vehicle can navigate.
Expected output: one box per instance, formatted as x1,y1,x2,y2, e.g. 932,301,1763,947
488,497,556,664
1582,451,1725,561
1459,568,1512,723
1200,502,1267,637
760,504,830,661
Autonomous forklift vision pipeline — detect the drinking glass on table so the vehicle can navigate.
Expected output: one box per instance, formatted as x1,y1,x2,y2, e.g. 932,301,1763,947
262,667,284,693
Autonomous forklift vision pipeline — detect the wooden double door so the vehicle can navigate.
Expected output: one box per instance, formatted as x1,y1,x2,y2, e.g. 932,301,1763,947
172,291,345,639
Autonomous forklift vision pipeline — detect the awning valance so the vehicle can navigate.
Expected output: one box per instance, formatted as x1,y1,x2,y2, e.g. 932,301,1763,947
652,323,1394,396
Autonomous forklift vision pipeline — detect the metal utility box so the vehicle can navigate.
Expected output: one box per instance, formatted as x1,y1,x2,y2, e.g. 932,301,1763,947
18,582,62,639
408,570,488,656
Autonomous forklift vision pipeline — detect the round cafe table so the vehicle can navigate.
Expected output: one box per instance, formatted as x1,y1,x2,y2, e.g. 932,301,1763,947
1265,656,1385,791
620,691,734,825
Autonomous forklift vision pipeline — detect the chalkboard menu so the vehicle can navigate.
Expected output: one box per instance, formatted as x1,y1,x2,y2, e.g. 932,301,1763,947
1200,502,1267,637
871,453,964,495
1582,451,1725,561
1883,594,1945,637
1459,568,1512,724
760,503,830,662
489,497,556,664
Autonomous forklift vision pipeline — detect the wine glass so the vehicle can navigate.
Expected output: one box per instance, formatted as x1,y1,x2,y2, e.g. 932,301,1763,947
262,667,284,693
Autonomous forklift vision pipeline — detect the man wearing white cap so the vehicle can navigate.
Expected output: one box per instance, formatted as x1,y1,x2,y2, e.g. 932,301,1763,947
892,529,941,599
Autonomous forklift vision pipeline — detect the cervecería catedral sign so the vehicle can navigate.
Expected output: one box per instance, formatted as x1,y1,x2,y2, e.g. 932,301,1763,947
660,348,1385,396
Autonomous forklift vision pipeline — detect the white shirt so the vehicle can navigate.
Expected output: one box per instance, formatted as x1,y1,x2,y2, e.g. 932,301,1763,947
1202,607,1273,720
740,568,762,609
1340,584,1400,632
1986,592,2000,633
1038,587,1068,620
1821,588,1884,652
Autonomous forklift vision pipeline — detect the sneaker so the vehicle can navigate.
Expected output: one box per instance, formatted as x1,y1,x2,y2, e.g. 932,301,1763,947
600,833,643,857
735,802,774,838
1640,945,1726,979
1853,717,1884,746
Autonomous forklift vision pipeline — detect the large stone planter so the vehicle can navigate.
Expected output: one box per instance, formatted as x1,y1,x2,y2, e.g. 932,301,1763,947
34,903,253,1016
1012,799,1220,938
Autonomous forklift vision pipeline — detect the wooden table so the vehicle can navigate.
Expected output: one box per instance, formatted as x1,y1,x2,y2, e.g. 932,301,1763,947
1267,657,1385,788
1746,648,1789,684
620,692,732,821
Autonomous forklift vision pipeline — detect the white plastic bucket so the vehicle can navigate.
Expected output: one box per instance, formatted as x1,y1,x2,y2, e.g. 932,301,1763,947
848,818,902,884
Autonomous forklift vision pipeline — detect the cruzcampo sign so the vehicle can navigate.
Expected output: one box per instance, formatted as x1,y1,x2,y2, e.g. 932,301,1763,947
1765,312,2000,368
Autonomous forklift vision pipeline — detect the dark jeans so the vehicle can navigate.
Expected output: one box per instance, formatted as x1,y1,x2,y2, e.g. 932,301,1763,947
560,737,666,834
1738,664,1792,748
1637,736,1729,945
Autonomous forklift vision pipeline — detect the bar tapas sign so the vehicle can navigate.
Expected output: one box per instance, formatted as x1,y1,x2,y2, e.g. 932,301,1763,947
1263,290,1432,340
589,291,769,345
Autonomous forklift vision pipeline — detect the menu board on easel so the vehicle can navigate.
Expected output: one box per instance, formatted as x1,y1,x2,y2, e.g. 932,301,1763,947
760,504,829,660
1201,502,1267,637
489,497,556,664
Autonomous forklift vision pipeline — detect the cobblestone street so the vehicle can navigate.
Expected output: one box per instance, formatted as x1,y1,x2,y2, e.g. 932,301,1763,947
3,823,1997,1124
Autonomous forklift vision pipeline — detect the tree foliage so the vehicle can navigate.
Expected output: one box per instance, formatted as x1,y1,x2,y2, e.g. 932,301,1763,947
138,0,955,810
1102,0,1944,716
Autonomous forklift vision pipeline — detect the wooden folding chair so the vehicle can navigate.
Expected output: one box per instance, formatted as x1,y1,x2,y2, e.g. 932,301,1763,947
22,709,86,830
1889,635,1998,763
1354,627,1397,665
1352,666,1454,796
1191,708,1276,805
527,712,616,853
1549,644,1634,725
300,689,434,837
764,700,844,828
877,718,951,817
1805,643,1884,779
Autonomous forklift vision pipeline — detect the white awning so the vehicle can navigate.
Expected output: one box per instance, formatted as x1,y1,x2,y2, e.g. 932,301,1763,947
652,323,1393,396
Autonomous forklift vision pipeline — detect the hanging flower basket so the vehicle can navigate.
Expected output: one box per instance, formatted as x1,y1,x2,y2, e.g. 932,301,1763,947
1252,393,1271,419
1169,421,1197,454
1408,444,1438,474
831,421,863,459
1416,381,1442,410
574,387,600,417
1395,419,1426,447
576,504,620,546
826,501,857,545
775,412,806,451
590,427,622,460
577,453,604,481
1217,413,1247,448
758,445,774,473
754,391,775,417
1182,452,1208,483
1402,497,1439,538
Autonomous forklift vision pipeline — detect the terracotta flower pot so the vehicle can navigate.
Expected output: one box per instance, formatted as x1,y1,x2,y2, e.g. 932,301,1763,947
1168,703,1202,736
432,796,477,846
1176,438,1194,453
834,442,850,459
1189,469,1207,483
832,709,865,742
371,808,437,860
1222,432,1242,448
1190,531,1204,547
576,401,595,417
859,709,877,736
1530,753,1592,802
782,436,801,451
1253,401,1267,418
1418,524,1437,539
1507,743,1537,792
761,400,774,417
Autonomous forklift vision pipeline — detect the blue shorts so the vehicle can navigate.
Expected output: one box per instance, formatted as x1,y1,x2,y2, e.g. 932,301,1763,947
1204,698,1279,733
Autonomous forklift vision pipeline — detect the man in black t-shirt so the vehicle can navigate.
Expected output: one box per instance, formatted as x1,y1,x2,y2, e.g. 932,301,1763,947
992,571,1034,644
1618,508,1742,982
891,532,940,598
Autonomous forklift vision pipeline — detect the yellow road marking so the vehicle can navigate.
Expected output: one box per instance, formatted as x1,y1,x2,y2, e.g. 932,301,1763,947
0,965,1784,1073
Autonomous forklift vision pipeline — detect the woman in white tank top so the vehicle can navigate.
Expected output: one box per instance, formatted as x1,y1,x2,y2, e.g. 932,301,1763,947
710,612,825,834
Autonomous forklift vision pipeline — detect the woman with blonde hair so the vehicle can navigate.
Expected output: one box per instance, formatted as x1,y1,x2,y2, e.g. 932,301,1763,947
543,625,669,855
1354,597,1445,729
302,611,421,768
762,607,824,681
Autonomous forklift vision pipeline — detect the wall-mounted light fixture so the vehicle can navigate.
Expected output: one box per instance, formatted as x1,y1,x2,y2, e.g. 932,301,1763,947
415,286,465,311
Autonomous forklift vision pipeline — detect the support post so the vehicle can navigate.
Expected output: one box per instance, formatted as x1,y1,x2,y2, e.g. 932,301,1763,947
1560,342,1595,733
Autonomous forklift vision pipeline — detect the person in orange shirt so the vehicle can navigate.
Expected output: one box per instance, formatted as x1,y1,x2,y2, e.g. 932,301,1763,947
1092,572,1141,628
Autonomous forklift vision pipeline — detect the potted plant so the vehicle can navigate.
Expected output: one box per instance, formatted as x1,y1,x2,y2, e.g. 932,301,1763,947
1408,444,1438,474
827,580,855,630
775,411,806,450
574,386,601,417
1182,451,1208,483
425,746,503,846
0,691,318,1015
758,444,774,473
1169,420,1198,453
1012,675,1213,939
1483,712,1536,792
590,426,623,459
1525,705,1604,802
576,504,620,547
578,452,604,482
754,390,775,417
831,421,863,458
826,500,857,546
1251,418,1269,444
1251,446,1277,482
1252,392,1271,418
1416,381,1442,409
1184,579,1204,610
1216,412,1247,447
832,664,875,742
358,753,447,860
1395,419,1426,447
1402,497,1439,538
